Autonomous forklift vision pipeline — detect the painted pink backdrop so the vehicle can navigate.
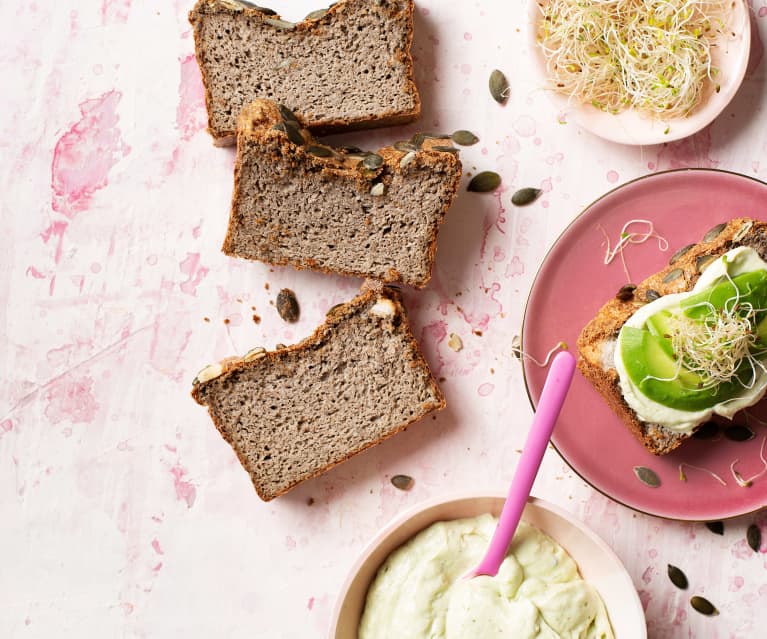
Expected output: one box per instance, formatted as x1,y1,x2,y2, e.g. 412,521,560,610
1,1,766,637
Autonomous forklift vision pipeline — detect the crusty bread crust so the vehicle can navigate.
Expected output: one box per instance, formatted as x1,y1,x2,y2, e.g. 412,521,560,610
577,217,767,455
223,99,461,288
188,0,421,145
191,285,445,500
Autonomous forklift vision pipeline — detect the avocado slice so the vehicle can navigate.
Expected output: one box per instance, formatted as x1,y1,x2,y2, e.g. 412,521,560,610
681,270,767,320
645,310,676,358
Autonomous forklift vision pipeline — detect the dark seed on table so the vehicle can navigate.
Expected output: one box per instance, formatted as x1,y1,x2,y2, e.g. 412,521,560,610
615,284,636,301
723,425,755,442
692,421,719,439
747,524,761,552
511,187,542,206
703,223,727,243
667,564,689,589
451,130,479,146
276,288,300,322
468,171,502,193
690,595,719,616
669,244,695,265
662,268,684,284
489,69,510,104
645,289,662,302
705,521,724,535
391,474,413,491
633,465,661,488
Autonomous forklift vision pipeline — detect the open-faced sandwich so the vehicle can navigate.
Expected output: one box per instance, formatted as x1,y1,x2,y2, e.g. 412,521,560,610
578,218,767,455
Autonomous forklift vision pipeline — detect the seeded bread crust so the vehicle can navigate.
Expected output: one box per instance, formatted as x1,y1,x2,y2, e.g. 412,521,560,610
188,0,421,146
577,218,767,455
191,285,445,500
223,99,462,288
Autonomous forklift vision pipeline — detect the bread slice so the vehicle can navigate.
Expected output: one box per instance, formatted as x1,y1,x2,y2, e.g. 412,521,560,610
191,285,445,500
222,99,462,288
577,218,767,455
188,0,420,146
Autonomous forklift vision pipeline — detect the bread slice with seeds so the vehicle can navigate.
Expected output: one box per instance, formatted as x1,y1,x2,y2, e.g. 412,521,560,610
191,285,445,501
577,218,767,455
223,99,462,288
188,0,420,146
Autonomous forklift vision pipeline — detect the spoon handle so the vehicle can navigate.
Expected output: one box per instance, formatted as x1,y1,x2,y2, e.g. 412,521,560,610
471,350,576,577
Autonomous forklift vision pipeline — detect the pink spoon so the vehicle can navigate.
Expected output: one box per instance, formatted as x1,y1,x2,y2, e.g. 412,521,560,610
468,350,577,578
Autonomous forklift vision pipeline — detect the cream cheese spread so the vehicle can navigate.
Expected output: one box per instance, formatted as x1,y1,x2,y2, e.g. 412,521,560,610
615,247,767,433
358,514,614,639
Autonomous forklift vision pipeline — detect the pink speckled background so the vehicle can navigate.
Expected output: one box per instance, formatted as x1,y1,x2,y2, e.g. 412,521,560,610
1,1,766,637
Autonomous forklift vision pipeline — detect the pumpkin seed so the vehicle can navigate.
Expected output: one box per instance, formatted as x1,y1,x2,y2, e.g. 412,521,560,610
703,223,727,243
305,8,328,19
276,288,300,323
667,564,689,589
421,132,451,140
732,220,754,243
220,0,246,9
339,145,363,154
723,425,754,441
278,103,299,124
243,346,267,361
394,141,418,153
283,122,305,146
327,303,343,315
669,243,695,265
512,335,522,359
468,171,502,193
306,144,333,157
690,596,719,616
272,122,287,133
692,421,719,439
696,254,717,273
633,465,661,488
433,145,459,154
275,343,286,349
410,133,425,148
248,3,278,14
705,521,724,535
645,289,662,302
511,187,542,206
615,284,636,301
370,182,385,196
362,153,384,170
264,17,296,30
747,524,761,552
399,151,416,169
662,268,684,284
451,130,479,146
489,69,510,104
391,474,413,490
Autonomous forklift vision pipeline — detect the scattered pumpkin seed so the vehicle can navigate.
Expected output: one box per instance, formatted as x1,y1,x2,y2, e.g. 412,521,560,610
399,151,416,169
306,144,334,158
633,465,661,488
370,182,385,196
409,133,425,148
667,564,689,589
511,187,542,206
512,335,522,359
264,17,296,30
489,69,510,104
468,171,502,193
432,145,459,154
692,421,719,439
690,596,719,616
703,223,727,243
339,145,363,154
723,425,755,442
447,333,463,352
669,244,695,265
394,141,418,153
733,220,754,243
276,288,300,323
451,130,479,146
662,268,684,284
615,284,636,301
362,153,384,170
696,254,717,273
705,521,725,535
391,474,413,490
645,289,662,302
305,8,328,19
747,524,761,552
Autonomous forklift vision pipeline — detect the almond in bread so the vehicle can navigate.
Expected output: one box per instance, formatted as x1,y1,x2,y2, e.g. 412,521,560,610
191,286,445,500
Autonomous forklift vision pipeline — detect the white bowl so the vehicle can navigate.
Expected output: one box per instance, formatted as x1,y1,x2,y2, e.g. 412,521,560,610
329,493,646,638
527,0,751,145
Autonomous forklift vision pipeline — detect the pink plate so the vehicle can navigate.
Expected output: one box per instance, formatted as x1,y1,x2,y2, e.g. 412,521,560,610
522,169,767,521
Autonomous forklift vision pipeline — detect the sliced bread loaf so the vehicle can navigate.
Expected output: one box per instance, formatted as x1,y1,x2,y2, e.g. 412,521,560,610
223,99,462,288
191,286,445,500
577,218,767,455
188,0,420,146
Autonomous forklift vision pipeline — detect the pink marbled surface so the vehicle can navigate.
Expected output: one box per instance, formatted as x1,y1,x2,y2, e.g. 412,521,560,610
1,1,766,637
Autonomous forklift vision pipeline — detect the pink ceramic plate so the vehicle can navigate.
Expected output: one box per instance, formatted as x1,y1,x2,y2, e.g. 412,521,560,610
523,169,767,521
